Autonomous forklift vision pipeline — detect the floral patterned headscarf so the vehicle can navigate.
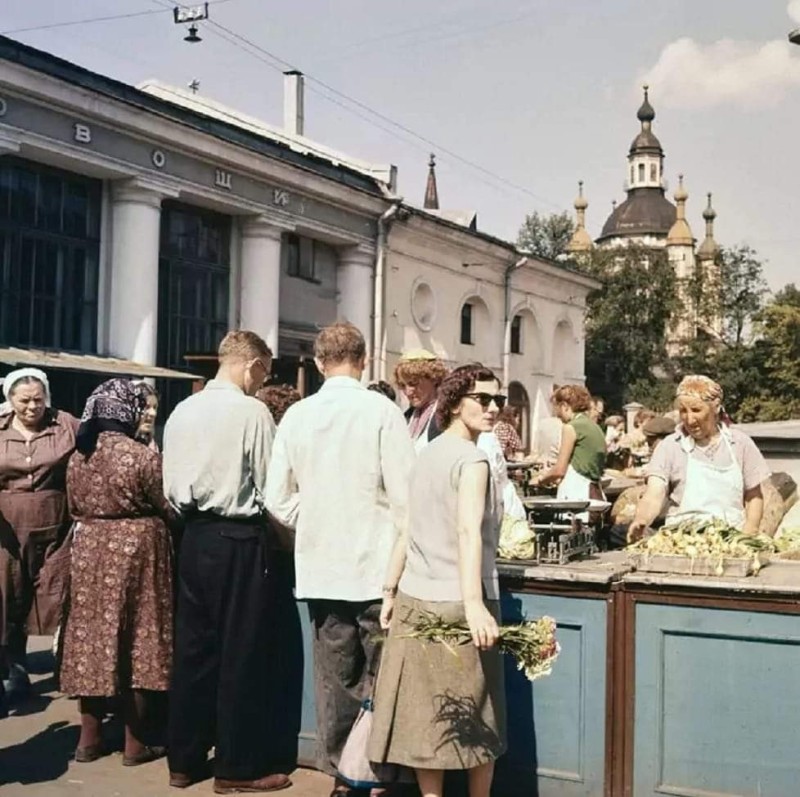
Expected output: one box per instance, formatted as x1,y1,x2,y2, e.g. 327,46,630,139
676,375,723,405
76,378,150,454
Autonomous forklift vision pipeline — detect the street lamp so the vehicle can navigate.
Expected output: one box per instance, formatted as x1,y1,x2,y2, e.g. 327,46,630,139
790,27,800,45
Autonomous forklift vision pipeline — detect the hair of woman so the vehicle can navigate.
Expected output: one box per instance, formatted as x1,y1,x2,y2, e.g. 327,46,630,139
435,364,497,430
256,383,302,425
551,384,592,412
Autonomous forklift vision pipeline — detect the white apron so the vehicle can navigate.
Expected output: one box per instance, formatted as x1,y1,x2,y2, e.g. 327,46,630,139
556,464,599,522
665,431,745,530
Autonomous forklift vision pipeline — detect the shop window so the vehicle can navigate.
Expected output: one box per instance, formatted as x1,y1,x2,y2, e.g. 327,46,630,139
157,202,231,413
510,314,523,354
460,302,474,345
0,157,101,352
285,233,317,281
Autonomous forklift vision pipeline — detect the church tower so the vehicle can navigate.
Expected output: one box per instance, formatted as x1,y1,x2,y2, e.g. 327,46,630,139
424,153,440,210
696,193,722,337
566,181,593,256
666,175,696,349
597,86,676,248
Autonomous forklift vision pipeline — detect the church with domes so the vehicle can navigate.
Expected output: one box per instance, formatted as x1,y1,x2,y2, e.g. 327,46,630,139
567,86,722,347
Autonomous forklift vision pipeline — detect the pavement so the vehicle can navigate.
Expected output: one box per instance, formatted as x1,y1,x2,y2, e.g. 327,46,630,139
0,638,332,797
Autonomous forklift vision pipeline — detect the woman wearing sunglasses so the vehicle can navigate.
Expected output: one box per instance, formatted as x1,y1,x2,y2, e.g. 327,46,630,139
531,384,607,508
369,364,506,797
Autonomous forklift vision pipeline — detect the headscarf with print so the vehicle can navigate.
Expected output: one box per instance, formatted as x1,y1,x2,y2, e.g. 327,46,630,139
76,378,150,455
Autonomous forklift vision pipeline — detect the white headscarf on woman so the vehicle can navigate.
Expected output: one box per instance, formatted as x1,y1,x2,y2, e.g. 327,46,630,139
2,367,52,406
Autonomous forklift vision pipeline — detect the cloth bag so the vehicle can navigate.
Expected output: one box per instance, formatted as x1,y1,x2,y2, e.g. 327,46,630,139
337,696,414,790
28,523,74,636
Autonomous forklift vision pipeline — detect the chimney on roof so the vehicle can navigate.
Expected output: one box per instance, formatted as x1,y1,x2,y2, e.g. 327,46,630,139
283,70,305,136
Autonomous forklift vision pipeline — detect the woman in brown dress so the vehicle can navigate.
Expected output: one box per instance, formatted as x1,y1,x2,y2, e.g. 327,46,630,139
369,364,506,797
60,379,176,765
0,368,78,712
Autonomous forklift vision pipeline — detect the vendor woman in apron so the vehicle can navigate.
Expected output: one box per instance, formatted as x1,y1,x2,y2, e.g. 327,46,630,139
531,385,606,506
0,368,78,709
629,375,771,541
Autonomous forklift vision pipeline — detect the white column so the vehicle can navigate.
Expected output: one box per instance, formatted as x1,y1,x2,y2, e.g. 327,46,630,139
337,244,376,344
109,178,176,364
239,216,289,355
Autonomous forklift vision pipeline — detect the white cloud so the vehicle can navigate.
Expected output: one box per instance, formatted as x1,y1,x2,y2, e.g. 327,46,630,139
640,2,800,110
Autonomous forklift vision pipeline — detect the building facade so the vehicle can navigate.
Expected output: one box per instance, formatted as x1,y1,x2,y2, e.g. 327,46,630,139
1,36,599,442
0,36,390,412
383,189,598,450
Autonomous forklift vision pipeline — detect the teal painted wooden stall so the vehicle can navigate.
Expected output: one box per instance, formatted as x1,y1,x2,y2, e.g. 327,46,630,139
623,565,800,797
294,555,800,797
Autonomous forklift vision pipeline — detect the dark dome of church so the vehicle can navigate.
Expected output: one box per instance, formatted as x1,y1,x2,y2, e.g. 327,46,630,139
597,188,676,242
637,92,655,123
629,128,662,154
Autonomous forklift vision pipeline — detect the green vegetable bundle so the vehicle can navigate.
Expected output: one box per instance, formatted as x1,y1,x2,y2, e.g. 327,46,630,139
401,611,560,682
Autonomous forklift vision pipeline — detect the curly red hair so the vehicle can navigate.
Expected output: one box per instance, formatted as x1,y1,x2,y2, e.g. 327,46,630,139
256,384,301,425
551,384,592,412
394,358,448,388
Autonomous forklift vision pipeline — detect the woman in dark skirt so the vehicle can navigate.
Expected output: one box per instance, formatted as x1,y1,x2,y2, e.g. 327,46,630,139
60,379,177,766
369,364,507,797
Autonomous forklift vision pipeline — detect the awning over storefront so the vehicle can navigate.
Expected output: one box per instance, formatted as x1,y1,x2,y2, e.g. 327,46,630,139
0,347,198,380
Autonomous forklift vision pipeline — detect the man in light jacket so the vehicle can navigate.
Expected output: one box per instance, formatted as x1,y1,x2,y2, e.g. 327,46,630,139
266,322,414,795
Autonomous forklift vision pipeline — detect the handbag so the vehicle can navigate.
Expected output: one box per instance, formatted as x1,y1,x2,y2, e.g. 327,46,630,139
28,523,75,637
337,695,414,790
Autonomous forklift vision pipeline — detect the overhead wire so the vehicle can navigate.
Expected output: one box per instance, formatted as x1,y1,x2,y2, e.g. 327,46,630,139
1,0,234,36
4,1,564,212
205,19,564,212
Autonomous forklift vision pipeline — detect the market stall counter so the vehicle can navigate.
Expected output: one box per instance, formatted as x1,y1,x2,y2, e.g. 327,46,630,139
619,561,800,797
496,553,633,797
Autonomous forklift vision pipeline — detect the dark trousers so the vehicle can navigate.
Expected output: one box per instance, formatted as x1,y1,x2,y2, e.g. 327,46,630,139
308,599,382,776
168,517,302,780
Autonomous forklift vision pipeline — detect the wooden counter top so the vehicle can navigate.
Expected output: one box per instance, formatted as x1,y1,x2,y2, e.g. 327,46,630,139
622,558,800,596
498,550,633,584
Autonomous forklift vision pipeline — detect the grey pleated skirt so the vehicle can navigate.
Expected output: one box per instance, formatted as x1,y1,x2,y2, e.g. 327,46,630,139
368,591,507,770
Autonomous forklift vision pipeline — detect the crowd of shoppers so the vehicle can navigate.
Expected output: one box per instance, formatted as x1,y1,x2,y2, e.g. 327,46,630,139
0,325,516,797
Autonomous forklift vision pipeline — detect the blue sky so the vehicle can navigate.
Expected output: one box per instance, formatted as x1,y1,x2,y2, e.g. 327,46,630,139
4,0,800,289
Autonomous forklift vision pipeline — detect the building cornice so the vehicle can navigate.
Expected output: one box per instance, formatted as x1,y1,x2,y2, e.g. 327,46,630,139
0,58,389,220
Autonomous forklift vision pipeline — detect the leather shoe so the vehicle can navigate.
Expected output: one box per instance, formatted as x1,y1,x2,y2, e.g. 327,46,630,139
74,744,104,763
123,745,166,766
170,761,211,788
214,774,292,793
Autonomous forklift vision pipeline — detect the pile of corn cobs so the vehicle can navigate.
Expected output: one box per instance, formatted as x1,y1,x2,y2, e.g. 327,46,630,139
627,518,776,575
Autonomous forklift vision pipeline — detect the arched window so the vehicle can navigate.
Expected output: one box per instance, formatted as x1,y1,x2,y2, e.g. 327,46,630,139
630,165,634,184
638,163,645,182
650,163,657,182
460,302,473,345
510,315,523,354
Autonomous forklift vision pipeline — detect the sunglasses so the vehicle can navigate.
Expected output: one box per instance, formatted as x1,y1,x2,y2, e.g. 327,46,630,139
464,392,507,410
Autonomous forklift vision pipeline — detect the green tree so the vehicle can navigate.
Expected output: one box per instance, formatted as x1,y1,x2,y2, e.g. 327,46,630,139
516,211,575,261
680,282,800,422
735,284,800,420
582,244,678,409
694,244,769,345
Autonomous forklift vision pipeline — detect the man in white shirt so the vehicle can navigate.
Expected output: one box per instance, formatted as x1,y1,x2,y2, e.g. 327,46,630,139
266,322,414,793
163,330,298,794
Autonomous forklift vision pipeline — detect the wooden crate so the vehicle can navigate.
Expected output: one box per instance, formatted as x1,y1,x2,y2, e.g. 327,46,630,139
628,552,759,578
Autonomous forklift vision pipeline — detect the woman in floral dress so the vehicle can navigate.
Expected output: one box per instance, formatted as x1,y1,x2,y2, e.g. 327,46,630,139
60,379,177,766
